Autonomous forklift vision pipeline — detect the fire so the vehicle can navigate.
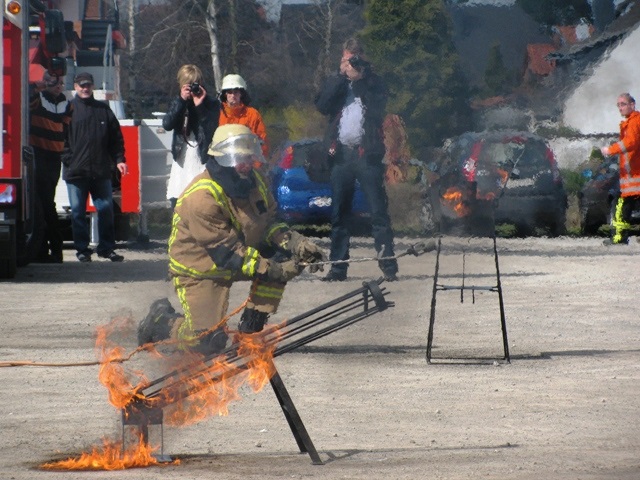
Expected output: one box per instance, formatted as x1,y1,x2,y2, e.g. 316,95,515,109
150,332,279,426
41,434,179,470
442,186,471,217
42,313,279,470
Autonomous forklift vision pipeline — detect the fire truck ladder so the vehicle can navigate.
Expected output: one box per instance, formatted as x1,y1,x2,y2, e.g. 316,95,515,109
122,279,393,465
426,236,510,364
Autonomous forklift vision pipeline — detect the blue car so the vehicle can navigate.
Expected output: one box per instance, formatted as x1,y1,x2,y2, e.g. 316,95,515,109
268,138,369,225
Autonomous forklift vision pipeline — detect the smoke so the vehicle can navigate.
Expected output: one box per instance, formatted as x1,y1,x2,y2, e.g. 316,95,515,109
563,26,640,134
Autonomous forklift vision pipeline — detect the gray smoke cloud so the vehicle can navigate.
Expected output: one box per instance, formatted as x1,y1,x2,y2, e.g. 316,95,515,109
563,26,640,134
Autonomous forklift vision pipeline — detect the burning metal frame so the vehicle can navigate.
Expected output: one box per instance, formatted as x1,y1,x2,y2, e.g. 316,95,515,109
426,236,510,364
122,279,394,465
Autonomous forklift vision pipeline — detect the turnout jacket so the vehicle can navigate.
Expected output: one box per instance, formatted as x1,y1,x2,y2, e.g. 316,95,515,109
608,110,640,197
314,70,388,161
168,162,289,280
62,95,125,182
163,95,220,164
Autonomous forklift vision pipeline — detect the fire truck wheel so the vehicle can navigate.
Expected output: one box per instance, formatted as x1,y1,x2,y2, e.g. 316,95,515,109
0,225,18,279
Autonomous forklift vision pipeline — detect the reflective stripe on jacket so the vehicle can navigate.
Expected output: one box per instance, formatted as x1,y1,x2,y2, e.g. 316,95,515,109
609,110,640,197
168,169,289,279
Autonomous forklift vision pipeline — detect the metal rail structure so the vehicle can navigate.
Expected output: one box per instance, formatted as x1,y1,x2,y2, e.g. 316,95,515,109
426,236,510,364
122,279,394,465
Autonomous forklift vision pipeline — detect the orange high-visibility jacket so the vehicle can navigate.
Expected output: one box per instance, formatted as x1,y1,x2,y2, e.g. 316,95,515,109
219,104,269,158
609,110,640,197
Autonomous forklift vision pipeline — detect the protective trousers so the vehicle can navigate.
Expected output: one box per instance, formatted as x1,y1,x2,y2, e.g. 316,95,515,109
171,274,285,348
609,194,640,244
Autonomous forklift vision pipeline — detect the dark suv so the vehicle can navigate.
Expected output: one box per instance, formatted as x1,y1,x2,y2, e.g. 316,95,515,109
422,131,567,236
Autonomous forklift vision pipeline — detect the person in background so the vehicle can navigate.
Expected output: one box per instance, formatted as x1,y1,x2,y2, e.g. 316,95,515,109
137,125,325,355
314,37,398,282
62,72,126,262
29,71,71,263
218,74,269,158
163,64,221,209
601,92,640,245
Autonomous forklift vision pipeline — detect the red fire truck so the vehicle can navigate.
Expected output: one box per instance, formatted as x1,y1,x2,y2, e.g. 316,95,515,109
1,0,141,279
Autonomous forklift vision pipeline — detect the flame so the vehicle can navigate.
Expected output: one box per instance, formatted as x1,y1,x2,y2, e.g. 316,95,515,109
41,434,179,470
442,186,471,217
154,332,279,426
95,315,147,409
44,314,280,470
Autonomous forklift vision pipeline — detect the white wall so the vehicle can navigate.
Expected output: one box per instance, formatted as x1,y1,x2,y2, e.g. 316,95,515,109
562,26,640,134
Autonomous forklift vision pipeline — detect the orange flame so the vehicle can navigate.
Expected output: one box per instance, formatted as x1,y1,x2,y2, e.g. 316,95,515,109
152,332,279,426
44,314,280,470
442,186,471,217
40,434,179,470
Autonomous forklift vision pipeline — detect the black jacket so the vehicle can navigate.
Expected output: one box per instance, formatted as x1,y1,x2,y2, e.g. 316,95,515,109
62,95,125,182
162,95,220,164
314,70,388,160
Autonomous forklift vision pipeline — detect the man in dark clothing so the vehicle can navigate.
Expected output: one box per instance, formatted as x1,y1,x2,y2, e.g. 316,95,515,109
62,72,127,262
29,71,72,263
314,38,398,282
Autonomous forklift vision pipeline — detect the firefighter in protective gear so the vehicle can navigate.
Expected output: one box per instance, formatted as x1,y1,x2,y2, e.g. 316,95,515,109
601,93,640,245
137,124,326,354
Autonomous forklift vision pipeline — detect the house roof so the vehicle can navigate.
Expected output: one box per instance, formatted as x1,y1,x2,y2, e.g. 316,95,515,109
526,44,557,76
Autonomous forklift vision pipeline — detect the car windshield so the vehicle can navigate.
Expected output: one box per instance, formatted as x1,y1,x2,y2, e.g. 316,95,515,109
477,138,551,178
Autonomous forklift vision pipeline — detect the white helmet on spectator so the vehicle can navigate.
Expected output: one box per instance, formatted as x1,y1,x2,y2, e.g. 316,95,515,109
220,74,247,92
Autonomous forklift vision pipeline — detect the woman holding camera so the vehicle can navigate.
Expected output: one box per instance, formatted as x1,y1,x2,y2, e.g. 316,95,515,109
163,64,221,208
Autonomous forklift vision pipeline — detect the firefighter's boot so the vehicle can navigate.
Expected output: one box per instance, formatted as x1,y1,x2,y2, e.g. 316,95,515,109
137,298,177,346
237,308,269,333
191,327,229,356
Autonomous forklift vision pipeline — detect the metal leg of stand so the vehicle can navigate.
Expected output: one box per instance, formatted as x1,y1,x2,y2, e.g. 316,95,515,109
426,237,442,363
493,236,510,363
90,212,99,245
269,363,323,465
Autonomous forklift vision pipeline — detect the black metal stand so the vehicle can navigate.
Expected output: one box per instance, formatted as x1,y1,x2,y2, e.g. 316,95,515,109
426,236,510,364
269,363,323,465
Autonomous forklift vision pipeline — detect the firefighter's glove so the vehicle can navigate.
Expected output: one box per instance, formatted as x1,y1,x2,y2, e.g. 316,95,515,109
287,231,327,273
266,258,303,283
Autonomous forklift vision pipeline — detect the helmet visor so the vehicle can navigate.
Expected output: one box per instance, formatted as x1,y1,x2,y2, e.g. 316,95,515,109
209,134,264,168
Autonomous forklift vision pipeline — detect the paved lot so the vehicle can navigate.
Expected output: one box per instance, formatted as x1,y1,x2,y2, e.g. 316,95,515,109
0,235,639,479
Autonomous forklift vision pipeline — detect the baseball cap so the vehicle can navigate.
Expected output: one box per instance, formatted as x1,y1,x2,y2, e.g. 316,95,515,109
73,72,94,86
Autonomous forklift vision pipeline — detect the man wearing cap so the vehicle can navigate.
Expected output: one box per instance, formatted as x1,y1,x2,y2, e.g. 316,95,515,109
62,72,127,262
29,71,72,263
137,124,326,355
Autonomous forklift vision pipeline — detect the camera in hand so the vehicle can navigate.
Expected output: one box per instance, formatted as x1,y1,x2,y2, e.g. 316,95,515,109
348,54,369,71
189,82,201,96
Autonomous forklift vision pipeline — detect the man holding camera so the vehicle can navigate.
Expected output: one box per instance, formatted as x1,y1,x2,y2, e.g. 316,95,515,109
314,38,398,282
163,64,221,208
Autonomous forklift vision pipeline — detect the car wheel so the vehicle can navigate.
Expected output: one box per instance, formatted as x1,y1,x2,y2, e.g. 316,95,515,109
420,198,438,235
549,209,567,237
579,204,601,235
